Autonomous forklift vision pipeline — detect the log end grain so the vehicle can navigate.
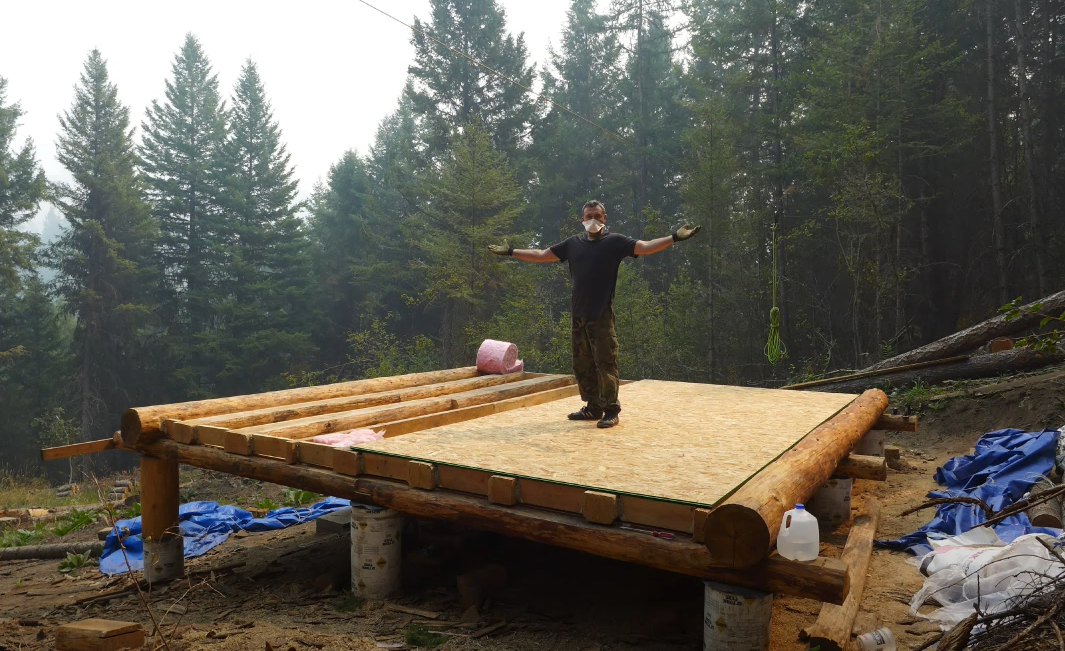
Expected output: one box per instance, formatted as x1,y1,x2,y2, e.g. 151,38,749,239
119,409,146,446
703,504,771,568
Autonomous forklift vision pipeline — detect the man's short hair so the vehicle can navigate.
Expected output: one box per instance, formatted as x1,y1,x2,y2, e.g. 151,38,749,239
582,200,606,216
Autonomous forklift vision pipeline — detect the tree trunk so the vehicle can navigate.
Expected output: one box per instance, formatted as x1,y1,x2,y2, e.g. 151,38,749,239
1014,0,1047,296
986,0,1010,306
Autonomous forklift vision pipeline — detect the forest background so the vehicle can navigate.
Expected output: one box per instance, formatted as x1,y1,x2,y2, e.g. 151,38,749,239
2,0,1062,467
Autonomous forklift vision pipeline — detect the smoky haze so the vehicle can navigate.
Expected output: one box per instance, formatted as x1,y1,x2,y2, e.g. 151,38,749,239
1,0,573,231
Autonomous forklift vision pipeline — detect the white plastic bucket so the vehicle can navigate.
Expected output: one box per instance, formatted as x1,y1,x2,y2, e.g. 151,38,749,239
854,429,885,456
855,627,896,651
806,477,853,526
350,505,403,598
143,536,183,583
703,580,773,651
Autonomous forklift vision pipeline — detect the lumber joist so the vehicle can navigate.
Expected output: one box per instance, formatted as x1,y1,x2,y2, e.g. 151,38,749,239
40,437,116,461
873,413,917,432
834,454,887,481
120,366,482,445
118,438,850,603
801,501,882,651
702,388,888,568
228,375,576,441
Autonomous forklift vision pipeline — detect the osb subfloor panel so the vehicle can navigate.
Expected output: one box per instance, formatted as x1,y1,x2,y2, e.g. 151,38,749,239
356,380,857,507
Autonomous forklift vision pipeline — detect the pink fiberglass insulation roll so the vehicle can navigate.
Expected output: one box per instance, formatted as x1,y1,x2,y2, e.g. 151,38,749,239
476,339,524,375
311,429,382,448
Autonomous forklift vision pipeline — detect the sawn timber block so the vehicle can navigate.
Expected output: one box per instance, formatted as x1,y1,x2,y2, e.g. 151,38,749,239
251,434,297,463
165,419,196,444
333,449,362,476
692,508,712,544
296,441,335,469
56,618,145,651
195,425,228,447
407,461,438,490
223,431,253,456
487,475,518,506
873,413,917,432
581,490,618,525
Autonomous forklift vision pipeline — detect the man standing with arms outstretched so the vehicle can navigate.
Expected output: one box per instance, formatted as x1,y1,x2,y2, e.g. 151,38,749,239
488,200,701,428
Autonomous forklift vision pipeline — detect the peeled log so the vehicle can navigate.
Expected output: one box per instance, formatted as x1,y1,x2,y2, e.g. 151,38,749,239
864,289,1065,372
807,348,1063,394
703,389,888,568
183,373,522,432
121,366,481,445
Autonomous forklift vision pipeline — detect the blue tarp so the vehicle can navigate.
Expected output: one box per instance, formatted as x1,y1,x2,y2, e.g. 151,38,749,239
99,497,351,575
878,428,1061,556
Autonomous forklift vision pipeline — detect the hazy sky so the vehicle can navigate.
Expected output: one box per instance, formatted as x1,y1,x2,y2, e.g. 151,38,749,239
1,0,575,231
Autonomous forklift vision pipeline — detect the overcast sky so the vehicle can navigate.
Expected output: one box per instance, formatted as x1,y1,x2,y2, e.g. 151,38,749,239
2,0,575,232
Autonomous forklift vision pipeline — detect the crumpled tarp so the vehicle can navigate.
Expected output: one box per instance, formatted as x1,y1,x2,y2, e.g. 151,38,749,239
878,428,1061,556
99,498,350,575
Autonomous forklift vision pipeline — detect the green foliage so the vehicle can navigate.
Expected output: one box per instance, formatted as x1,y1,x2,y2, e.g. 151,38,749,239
57,551,94,574
253,498,278,512
0,522,48,548
179,487,198,503
0,76,47,297
119,503,141,519
281,488,319,508
347,316,439,379
335,592,365,613
403,623,448,648
51,508,97,537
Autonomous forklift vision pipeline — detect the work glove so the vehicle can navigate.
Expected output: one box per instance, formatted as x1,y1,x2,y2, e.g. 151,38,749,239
487,240,514,256
672,224,701,242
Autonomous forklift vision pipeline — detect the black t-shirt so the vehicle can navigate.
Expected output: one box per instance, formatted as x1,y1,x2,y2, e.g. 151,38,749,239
549,231,638,319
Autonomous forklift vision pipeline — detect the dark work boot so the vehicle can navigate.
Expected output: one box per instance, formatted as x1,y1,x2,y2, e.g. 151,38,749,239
568,405,604,421
596,411,620,428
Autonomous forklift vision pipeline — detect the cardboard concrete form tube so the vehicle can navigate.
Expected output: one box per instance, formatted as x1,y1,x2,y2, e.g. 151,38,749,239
120,366,481,445
703,388,888,568
120,438,849,604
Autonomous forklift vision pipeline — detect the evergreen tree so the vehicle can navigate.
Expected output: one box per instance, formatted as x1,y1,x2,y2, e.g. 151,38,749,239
407,0,537,159
414,120,523,365
140,33,228,390
206,60,314,394
48,49,157,441
0,75,47,304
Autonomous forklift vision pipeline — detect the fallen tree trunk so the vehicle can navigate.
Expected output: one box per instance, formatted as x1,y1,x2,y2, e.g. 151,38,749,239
702,389,888,568
864,290,1065,372
0,542,102,561
806,349,1063,394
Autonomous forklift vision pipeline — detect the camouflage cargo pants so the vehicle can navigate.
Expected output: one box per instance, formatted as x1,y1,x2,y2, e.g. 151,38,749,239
571,308,621,413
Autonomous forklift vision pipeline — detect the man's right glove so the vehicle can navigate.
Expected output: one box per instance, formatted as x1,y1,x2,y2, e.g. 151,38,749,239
487,240,514,256
672,224,702,242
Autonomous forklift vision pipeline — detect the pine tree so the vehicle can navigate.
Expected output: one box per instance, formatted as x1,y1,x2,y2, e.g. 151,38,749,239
407,0,537,159
140,34,228,361
206,60,314,394
48,50,157,441
0,75,47,302
414,120,523,366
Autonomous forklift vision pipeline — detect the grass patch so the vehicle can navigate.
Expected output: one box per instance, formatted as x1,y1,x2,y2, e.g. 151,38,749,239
335,592,365,613
403,623,448,648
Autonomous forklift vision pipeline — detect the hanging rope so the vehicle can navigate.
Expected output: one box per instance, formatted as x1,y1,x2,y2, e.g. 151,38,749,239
764,224,787,364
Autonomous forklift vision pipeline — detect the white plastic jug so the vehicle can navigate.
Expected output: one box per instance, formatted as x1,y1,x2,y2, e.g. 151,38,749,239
777,504,819,561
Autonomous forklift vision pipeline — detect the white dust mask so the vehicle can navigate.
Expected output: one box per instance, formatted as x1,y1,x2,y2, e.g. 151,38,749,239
583,219,605,234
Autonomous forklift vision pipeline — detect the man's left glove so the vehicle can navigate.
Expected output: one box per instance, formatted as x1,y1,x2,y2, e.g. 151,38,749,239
672,224,701,242
487,240,514,256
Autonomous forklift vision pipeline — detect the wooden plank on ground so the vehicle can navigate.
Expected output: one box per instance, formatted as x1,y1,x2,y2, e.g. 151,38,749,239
800,500,882,651
40,438,115,462
56,619,144,651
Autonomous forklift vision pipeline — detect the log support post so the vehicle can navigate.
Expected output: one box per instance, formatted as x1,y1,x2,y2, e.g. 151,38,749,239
140,456,182,583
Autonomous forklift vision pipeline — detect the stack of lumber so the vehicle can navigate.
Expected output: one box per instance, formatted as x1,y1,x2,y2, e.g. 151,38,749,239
119,367,579,469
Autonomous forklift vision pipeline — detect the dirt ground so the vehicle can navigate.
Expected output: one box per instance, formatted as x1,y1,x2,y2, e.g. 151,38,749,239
1,370,1063,650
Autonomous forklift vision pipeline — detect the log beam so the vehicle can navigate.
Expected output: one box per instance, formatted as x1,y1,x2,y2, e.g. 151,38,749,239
121,366,482,445
873,414,917,432
835,454,887,481
801,501,882,651
118,438,849,604
703,389,888,568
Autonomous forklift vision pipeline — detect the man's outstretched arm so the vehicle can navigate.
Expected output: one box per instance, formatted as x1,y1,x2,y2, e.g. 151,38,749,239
634,224,701,256
488,240,560,263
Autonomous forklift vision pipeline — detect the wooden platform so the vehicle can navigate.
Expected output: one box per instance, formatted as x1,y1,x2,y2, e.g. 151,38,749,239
357,380,857,507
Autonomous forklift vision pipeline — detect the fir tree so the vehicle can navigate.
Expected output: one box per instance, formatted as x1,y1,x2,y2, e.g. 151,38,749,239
48,50,157,441
140,34,228,350
407,0,537,159
206,60,314,394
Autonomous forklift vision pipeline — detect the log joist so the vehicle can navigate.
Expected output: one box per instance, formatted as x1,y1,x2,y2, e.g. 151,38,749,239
118,437,850,605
